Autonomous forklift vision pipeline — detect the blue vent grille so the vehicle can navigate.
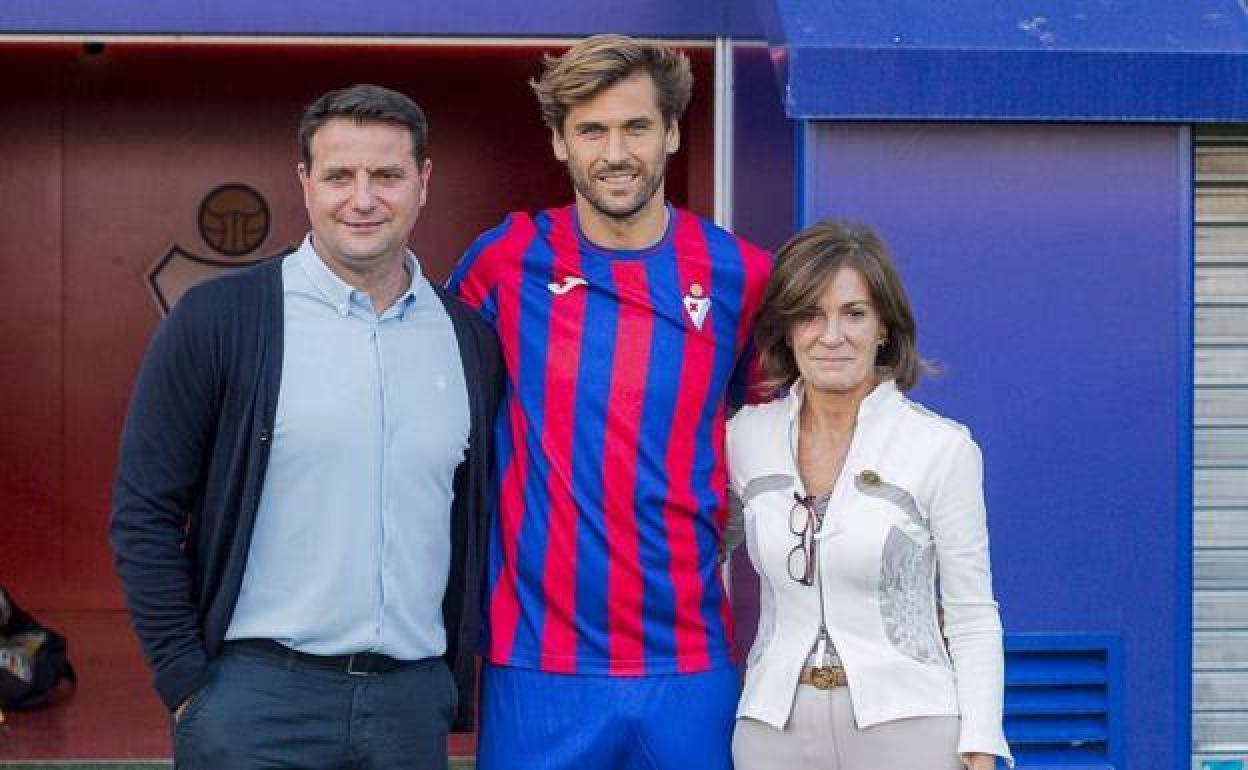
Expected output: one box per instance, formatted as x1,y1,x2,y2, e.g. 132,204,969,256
1005,634,1123,769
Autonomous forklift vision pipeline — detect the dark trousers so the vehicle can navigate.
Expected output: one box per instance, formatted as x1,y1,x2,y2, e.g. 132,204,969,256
173,644,456,770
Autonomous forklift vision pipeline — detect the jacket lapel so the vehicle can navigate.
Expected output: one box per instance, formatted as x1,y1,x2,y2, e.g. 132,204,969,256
432,283,485,443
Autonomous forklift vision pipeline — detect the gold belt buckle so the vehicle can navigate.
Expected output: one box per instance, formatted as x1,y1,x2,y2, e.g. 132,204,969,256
809,666,843,690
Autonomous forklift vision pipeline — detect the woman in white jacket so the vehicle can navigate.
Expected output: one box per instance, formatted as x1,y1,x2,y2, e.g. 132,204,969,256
727,220,1011,770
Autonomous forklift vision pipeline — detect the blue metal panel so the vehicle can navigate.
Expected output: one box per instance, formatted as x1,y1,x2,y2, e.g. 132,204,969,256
764,0,1248,50
760,0,1248,121
730,43,794,252
802,122,1190,770
1005,634,1125,769
1175,124,1195,770
1006,689,1108,714
0,0,763,37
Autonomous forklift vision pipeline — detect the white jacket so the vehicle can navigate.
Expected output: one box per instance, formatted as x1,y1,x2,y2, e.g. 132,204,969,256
727,380,1012,764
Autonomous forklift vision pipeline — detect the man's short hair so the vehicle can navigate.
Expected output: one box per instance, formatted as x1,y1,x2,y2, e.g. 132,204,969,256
299,84,428,168
755,219,929,394
531,34,693,133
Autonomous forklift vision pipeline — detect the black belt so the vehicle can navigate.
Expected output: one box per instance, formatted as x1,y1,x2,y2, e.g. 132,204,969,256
227,638,409,676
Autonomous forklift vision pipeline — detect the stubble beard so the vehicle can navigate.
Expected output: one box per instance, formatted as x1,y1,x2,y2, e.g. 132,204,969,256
569,157,668,226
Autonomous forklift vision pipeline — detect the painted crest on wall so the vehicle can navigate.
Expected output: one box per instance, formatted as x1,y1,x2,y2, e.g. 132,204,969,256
147,183,295,315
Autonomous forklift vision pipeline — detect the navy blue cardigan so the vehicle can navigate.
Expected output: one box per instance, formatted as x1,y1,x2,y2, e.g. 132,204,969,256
110,258,501,731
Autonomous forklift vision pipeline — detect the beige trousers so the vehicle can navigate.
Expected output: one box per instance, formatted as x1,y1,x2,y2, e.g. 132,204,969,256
732,685,964,770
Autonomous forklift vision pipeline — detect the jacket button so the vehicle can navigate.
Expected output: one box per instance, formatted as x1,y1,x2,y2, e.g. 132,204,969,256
259,429,272,443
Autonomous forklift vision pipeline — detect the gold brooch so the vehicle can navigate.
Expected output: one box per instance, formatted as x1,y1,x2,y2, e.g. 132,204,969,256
857,469,882,487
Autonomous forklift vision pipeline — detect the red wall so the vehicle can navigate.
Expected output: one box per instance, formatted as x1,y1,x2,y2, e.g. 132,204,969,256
0,42,714,609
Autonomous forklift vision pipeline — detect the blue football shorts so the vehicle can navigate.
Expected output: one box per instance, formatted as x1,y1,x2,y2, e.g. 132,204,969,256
476,662,740,770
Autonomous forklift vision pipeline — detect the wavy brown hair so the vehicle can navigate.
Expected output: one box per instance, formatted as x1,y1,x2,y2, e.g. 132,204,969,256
530,34,693,133
756,219,928,395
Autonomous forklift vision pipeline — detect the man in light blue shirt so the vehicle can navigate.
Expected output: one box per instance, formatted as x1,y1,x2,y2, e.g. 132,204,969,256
225,234,468,664
111,84,501,770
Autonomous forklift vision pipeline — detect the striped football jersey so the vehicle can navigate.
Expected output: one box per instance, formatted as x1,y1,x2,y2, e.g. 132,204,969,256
448,205,770,675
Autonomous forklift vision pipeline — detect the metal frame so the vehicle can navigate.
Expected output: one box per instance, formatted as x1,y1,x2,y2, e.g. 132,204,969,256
1177,123,1196,769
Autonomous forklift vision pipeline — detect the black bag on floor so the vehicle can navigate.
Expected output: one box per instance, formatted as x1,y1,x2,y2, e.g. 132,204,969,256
0,585,77,708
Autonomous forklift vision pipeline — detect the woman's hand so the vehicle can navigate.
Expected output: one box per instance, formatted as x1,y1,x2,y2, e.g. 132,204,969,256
962,752,996,770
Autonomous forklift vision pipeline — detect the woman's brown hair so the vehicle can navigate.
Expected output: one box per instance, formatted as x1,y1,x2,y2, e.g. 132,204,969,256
755,219,929,394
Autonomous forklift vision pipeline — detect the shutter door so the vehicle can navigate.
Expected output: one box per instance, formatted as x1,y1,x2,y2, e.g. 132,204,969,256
1194,128,1248,768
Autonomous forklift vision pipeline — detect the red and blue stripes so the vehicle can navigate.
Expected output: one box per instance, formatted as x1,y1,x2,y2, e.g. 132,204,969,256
449,206,770,676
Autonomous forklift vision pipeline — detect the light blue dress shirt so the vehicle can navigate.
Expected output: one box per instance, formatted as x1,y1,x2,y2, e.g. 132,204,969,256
226,236,470,660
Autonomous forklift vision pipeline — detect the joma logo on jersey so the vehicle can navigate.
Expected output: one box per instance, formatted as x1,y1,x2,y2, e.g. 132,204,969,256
547,275,588,295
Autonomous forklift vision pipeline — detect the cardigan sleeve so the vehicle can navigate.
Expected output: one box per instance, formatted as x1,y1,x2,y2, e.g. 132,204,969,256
109,291,220,712
928,433,1014,766
442,300,505,733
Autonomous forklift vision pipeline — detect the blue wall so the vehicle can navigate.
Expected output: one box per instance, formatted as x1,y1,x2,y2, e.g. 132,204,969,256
727,41,795,664
800,122,1192,768
731,43,794,251
0,0,763,37
759,0,1248,121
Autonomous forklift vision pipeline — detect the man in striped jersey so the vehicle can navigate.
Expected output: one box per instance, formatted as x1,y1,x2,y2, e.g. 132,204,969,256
449,34,770,770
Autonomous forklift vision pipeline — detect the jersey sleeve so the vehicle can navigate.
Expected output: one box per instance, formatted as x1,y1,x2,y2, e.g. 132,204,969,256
447,214,525,327
727,339,768,409
727,239,774,409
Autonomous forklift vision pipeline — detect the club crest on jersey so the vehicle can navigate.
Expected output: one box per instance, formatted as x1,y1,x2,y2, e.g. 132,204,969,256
683,282,711,330
547,275,588,295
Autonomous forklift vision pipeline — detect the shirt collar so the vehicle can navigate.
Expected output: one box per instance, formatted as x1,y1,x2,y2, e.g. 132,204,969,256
295,233,426,318
571,203,677,261
787,377,900,423
391,256,426,318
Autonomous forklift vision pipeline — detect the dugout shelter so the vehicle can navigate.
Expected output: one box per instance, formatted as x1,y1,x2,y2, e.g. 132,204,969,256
2,2,1247,768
